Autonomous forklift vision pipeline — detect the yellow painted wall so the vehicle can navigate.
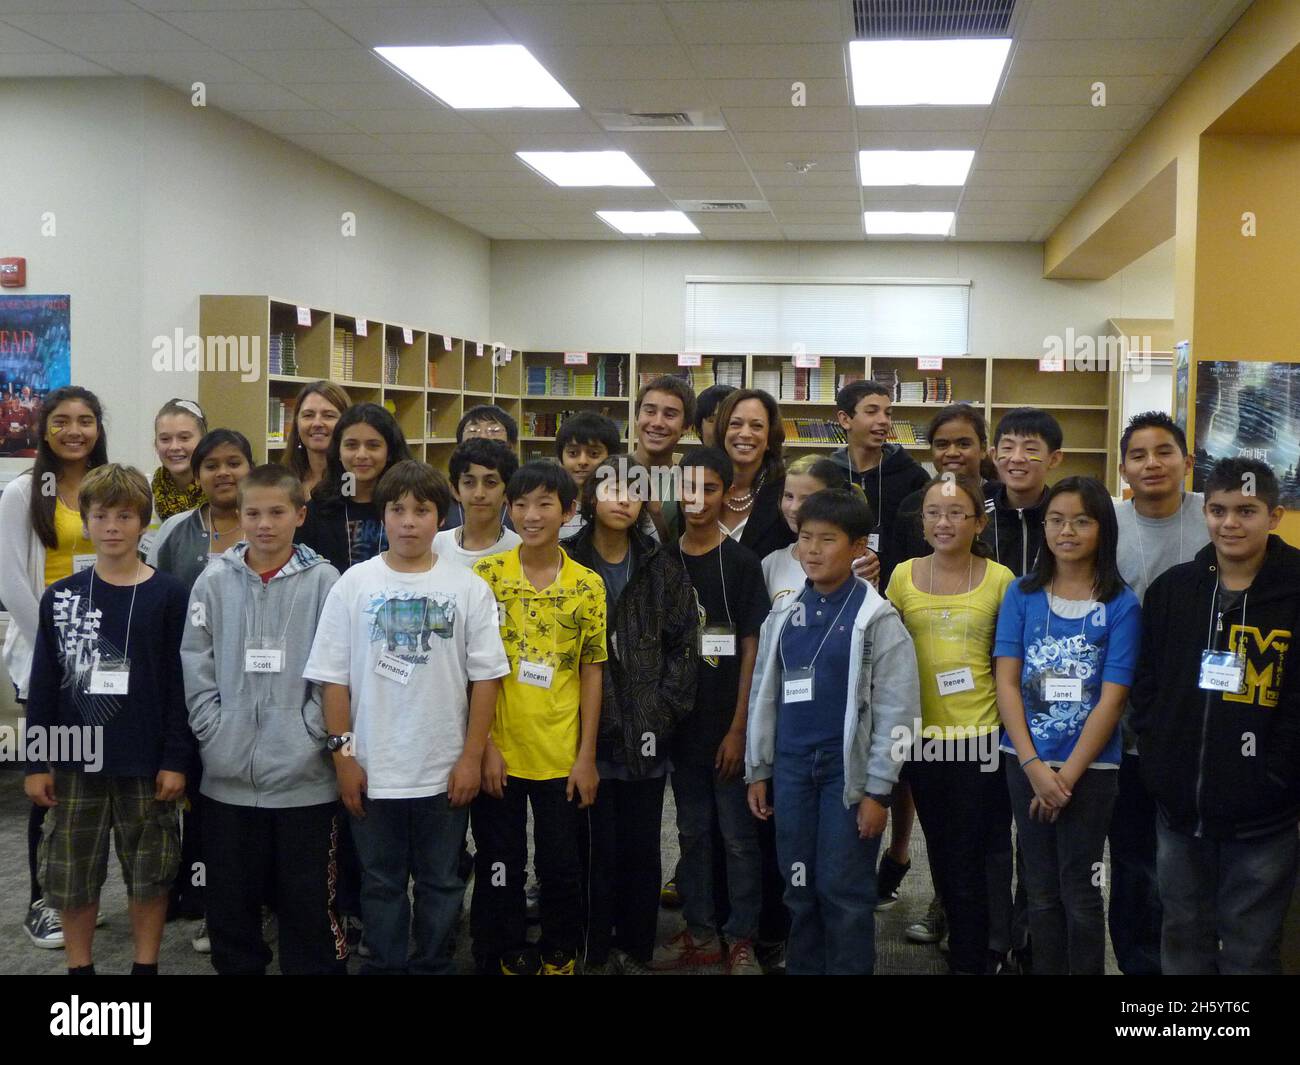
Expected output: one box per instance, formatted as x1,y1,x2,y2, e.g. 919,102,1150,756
1190,133,1300,544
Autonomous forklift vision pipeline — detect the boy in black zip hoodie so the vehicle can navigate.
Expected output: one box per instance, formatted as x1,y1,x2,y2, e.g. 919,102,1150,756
1132,457,1300,974
981,407,1063,577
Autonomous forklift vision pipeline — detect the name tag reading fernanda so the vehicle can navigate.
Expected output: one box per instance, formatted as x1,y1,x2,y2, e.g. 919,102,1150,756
374,651,414,685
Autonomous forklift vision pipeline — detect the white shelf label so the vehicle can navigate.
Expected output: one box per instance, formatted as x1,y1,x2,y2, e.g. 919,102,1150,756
505,348,514,363
1039,356,1066,372
678,352,702,367
793,352,820,369
355,318,367,337
443,334,453,351
402,327,413,345
475,342,484,358
296,306,311,327
564,351,589,365
917,356,943,370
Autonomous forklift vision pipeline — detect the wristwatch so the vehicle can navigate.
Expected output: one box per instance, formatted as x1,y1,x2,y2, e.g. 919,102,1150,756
326,733,353,754
865,792,893,808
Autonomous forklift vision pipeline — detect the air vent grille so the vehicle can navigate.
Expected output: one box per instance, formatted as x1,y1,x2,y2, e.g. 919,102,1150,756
594,108,727,132
853,0,1016,39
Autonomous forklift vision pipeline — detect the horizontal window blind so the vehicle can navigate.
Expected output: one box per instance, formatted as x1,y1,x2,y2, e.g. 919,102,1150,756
684,278,969,356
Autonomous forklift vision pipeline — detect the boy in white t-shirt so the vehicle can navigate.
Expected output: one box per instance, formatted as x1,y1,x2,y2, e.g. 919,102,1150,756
432,438,522,569
304,460,509,974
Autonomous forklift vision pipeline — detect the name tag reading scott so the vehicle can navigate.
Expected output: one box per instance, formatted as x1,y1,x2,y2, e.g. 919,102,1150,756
88,660,130,696
1042,675,1082,703
783,668,815,704
936,667,975,696
1199,649,1245,693
245,649,283,673
374,651,413,685
700,626,736,657
518,660,554,689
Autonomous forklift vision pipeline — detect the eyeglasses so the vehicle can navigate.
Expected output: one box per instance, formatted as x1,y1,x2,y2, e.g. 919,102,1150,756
463,423,507,438
1044,515,1097,533
922,508,977,524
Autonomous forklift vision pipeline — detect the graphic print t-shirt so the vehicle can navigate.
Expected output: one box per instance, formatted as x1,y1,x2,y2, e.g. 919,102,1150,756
297,498,388,575
303,554,509,798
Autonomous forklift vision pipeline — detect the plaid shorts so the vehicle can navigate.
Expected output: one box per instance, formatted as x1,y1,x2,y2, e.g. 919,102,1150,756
38,771,182,911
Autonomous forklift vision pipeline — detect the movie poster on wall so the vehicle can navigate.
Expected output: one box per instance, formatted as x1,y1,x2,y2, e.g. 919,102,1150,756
0,294,71,460
1173,340,1190,432
1192,359,1300,509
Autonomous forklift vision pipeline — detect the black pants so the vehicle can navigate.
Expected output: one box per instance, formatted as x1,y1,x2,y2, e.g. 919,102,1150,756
202,798,347,975
28,802,43,905
907,746,1006,974
471,776,582,961
579,775,666,965
170,764,205,916
1107,752,1163,974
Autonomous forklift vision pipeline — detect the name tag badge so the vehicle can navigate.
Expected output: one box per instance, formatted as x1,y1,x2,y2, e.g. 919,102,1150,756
1199,649,1246,694
518,659,554,689
700,625,736,658
783,667,815,704
936,667,975,696
88,658,130,696
1041,674,1082,703
866,533,880,554
374,650,414,686
73,554,96,574
610,632,618,659
244,638,285,674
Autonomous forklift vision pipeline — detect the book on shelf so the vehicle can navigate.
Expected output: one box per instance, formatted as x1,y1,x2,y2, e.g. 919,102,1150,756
382,340,400,386
526,354,626,397
883,373,955,405
752,368,781,396
267,333,297,376
714,357,744,389
887,420,921,446
266,396,290,444
426,408,436,438
636,366,717,393
524,408,628,438
332,327,356,382
774,359,839,403
781,417,848,444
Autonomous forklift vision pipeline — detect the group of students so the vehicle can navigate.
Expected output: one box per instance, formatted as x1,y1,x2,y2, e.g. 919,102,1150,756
3,373,1297,977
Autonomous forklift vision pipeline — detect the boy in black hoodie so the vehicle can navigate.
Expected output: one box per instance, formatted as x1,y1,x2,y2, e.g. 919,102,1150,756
981,407,1063,577
1133,457,1300,974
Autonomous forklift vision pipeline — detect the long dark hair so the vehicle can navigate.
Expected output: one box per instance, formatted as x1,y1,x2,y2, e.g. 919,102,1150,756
919,473,994,560
313,403,413,506
284,380,350,480
1020,476,1125,603
30,386,109,549
713,388,785,480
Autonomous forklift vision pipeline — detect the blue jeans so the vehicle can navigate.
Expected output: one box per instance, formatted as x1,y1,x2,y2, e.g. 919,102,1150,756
350,794,468,975
1157,816,1298,975
774,745,880,975
1107,753,1162,974
671,762,761,942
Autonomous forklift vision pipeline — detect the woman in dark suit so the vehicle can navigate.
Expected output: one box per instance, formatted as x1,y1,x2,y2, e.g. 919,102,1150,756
713,388,794,559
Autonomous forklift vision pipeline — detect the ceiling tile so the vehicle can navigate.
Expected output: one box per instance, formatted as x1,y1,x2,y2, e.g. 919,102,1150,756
205,82,319,110
372,131,504,153
855,106,990,132
239,109,364,135
749,168,858,188
605,130,737,154
227,48,394,83
0,21,66,51
999,75,1167,108
721,106,855,132
487,130,618,151
329,108,479,134
559,78,714,111
989,104,1152,131
637,153,750,173
761,186,862,204
281,131,388,154
981,129,1121,151
1,11,205,51
1018,0,1234,40
960,186,1075,203
861,189,960,207
527,44,695,81
973,149,1105,171
965,168,1084,188
743,151,854,171
285,79,443,110
663,1,845,44
86,49,263,82
306,3,508,47
707,77,848,108
732,130,858,153
0,0,135,10
855,130,982,149
0,51,112,74
492,2,676,45
1009,38,1189,77
156,9,358,50
464,111,604,134
780,225,866,240
686,43,845,79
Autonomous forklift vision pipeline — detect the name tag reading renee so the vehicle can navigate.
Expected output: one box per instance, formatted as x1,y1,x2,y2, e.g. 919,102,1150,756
374,651,413,685
518,660,554,689
936,667,975,696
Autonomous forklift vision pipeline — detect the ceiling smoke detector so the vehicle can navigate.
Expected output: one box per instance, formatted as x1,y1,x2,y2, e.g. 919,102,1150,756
785,160,818,174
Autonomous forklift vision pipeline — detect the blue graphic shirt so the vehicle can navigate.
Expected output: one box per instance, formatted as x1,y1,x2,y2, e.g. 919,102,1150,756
994,580,1141,768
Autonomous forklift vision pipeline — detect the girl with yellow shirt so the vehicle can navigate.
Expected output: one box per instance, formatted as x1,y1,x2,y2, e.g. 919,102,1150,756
885,474,1014,976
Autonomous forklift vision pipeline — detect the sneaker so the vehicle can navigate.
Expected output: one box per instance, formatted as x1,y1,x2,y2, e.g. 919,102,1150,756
191,919,211,954
609,947,653,975
541,948,576,976
659,877,682,909
500,947,543,975
649,928,723,971
25,900,64,950
756,939,787,974
905,896,946,944
95,911,105,928
874,854,911,911
726,938,763,975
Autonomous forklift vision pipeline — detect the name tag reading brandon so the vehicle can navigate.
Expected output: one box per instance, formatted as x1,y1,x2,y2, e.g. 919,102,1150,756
88,659,130,696
936,667,975,696
518,660,554,689
700,626,736,657
1199,649,1245,693
374,651,413,685
783,668,815,704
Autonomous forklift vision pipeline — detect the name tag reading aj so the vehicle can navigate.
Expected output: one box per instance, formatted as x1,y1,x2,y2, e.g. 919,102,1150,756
73,554,96,574
700,626,736,657
783,668,815,704
518,660,554,689
374,651,413,686
936,667,975,696
1199,650,1245,694
88,659,130,696
1042,675,1082,702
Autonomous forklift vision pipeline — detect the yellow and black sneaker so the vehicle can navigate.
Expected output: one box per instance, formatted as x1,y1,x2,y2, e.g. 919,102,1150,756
500,947,543,975
541,948,576,976
659,877,682,909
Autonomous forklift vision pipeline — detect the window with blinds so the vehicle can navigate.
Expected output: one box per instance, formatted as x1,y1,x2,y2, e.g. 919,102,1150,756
683,277,970,356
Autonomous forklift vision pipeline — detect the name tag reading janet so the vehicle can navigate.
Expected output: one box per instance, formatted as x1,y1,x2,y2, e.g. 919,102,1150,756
88,658,130,696
73,554,96,574
518,660,554,689
783,668,815,704
1199,649,1245,694
374,651,413,685
936,667,975,696
700,626,736,657
1042,675,1082,703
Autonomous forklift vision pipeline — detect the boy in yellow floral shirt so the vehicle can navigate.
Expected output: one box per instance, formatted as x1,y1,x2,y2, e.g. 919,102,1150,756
471,461,606,975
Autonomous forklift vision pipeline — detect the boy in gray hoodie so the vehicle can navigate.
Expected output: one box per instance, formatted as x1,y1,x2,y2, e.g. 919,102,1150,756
746,487,918,974
181,465,344,975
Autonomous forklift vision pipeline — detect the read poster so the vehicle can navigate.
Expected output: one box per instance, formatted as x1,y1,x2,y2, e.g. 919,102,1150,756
0,294,71,458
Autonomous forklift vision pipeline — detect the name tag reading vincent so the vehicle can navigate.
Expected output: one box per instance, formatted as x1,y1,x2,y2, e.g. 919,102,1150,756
518,660,554,689
936,667,975,696
88,658,130,696
700,625,736,657
1199,649,1245,694
374,651,413,685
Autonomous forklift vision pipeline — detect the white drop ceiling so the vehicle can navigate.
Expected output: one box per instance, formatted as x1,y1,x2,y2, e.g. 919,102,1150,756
0,0,1255,241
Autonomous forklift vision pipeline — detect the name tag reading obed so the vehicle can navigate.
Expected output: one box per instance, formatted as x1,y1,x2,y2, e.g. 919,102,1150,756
1199,650,1245,693
518,660,554,689
936,667,975,696
374,651,413,686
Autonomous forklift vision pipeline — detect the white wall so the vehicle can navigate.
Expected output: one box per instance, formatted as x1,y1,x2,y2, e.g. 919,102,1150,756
0,77,490,471
489,234,1174,354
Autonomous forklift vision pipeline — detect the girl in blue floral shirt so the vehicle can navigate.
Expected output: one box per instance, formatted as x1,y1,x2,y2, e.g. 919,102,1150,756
994,476,1141,974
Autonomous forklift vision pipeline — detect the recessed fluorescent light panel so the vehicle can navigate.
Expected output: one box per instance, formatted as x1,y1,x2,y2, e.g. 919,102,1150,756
518,151,654,187
859,150,974,186
374,44,578,109
863,211,955,236
850,39,1011,106
597,211,699,235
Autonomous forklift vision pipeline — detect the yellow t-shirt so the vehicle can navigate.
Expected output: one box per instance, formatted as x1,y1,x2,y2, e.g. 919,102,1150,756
473,546,608,781
43,499,94,587
886,556,1014,737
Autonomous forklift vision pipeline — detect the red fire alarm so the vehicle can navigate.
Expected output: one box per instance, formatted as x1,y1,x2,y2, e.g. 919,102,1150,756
0,258,26,287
